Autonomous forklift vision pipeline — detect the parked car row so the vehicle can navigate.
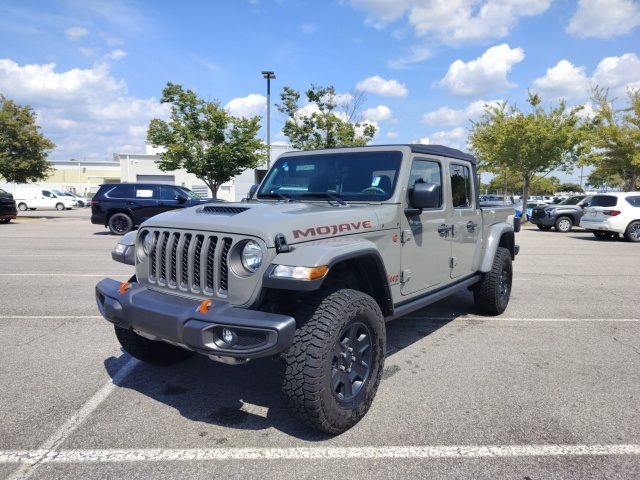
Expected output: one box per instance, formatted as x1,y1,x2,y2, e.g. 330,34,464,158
528,192,640,242
91,183,220,234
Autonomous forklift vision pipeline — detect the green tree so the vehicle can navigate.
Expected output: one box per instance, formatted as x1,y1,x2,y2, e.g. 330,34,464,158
557,182,583,193
147,82,265,197
0,95,55,183
469,93,584,221
584,88,640,190
586,168,625,191
277,84,376,150
487,171,560,195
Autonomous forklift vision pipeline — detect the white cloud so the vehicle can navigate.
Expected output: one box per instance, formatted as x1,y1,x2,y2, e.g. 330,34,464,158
532,53,640,100
356,75,408,97
387,130,399,139
438,44,524,97
65,26,89,41
225,93,267,118
362,105,392,122
0,56,168,159
300,23,316,34
422,99,502,126
347,0,551,43
388,45,431,70
424,127,468,150
567,0,640,39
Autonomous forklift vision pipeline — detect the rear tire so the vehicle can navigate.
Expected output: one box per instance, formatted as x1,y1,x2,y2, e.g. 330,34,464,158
555,216,573,233
474,247,512,316
55,202,65,211
623,221,640,242
18,203,27,211
281,289,386,434
537,224,552,231
114,325,194,365
108,213,134,235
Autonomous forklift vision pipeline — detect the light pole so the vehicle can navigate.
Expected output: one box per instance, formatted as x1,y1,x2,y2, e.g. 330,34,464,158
261,70,276,169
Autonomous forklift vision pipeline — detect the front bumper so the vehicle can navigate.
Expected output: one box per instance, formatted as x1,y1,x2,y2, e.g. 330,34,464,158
529,214,554,226
96,278,296,360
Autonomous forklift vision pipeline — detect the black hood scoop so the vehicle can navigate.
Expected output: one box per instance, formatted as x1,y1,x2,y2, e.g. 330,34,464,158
198,205,249,215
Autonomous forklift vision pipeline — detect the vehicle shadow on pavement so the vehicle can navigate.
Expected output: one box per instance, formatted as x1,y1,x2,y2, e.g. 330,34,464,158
104,291,474,439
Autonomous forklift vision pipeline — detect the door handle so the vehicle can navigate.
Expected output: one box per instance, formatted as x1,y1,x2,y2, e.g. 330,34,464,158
438,224,450,238
466,221,478,233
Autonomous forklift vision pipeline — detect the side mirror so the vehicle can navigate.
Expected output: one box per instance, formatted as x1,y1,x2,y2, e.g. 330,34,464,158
410,182,441,210
248,184,258,199
176,194,188,204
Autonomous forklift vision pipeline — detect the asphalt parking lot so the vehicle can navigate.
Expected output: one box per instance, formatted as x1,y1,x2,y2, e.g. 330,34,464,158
1,209,639,479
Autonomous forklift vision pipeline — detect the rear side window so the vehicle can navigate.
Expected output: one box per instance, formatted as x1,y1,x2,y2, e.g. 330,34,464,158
135,186,156,198
103,185,134,199
590,195,617,207
450,163,473,208
626,196,640,207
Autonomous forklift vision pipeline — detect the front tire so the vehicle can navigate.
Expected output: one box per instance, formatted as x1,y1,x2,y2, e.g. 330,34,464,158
108,213,134,235
624,221,640,242
555,216,573,233
536,224,552,231
474,247,512,315
18,203,27,211
55,202,65,211
282,289,386,434
114,325,194,365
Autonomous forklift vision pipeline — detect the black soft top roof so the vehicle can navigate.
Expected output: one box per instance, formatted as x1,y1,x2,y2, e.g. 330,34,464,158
406,144,476,164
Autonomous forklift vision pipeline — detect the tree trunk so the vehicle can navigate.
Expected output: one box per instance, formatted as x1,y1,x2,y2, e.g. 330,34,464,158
521,176,531,224
203,178,219,199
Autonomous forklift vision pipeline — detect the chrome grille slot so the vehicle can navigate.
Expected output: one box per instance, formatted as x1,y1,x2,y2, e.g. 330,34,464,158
141,228,254,300
219,238,232,294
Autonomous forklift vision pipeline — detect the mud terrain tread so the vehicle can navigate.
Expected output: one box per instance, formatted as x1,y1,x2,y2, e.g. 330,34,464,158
281,289,385,433
473,247,512,316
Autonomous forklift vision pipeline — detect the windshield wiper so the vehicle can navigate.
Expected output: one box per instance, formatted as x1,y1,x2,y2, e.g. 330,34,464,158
301,192,347,206
258,192,295,202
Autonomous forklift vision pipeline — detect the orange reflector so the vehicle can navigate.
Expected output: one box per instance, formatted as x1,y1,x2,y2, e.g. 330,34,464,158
118,282,131,295
197,299,212,314
308,265,329,280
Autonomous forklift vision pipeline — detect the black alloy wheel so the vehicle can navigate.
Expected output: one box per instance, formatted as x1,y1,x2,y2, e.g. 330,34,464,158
331,321,372,402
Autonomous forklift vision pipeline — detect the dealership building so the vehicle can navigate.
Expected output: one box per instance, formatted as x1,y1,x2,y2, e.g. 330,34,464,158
0,143,292,202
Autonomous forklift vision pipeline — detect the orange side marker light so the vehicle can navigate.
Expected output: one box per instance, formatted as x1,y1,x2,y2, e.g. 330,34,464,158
118,282,131,295
197,299,212,314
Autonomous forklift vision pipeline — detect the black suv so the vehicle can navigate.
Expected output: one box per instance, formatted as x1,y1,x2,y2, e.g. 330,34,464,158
91,183,214,234
530,195,592,233
0,189,17,224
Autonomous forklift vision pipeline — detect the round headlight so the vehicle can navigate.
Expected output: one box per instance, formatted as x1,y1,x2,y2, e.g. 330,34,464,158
241,240,263,273
142,231,155,256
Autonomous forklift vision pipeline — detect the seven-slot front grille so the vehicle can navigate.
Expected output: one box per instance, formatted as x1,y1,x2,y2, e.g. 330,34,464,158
145,229,235,297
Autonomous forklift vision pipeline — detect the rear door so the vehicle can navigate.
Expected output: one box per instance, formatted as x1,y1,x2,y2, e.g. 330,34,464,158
447,161,481,279
131,185,161,222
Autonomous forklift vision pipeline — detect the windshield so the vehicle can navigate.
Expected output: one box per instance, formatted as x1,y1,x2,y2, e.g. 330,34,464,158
178,187,202,200
558,196,583,205
257,151,403,202
0,189,6,194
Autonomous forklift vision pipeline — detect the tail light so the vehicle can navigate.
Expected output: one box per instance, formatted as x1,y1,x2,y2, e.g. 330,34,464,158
603,210,621,216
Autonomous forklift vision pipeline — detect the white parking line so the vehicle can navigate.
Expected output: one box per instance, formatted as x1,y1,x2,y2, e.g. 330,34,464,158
6,358,139,480
1,444,640,464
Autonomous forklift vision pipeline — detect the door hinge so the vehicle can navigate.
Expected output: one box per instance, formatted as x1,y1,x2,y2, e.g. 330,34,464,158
400,269,412,283
401,229,412,243
449,257,458,269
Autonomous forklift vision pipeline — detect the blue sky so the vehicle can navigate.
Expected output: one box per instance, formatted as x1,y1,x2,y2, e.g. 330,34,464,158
1,0,639,183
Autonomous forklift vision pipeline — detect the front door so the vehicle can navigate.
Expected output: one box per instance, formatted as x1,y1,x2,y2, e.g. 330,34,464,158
448,162,481,279
400,157,450,296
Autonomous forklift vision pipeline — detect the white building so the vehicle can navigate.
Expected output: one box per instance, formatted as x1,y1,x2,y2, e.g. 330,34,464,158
115,143,292,202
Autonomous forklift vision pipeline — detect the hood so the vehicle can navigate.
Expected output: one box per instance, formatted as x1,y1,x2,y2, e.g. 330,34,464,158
142,201,398,248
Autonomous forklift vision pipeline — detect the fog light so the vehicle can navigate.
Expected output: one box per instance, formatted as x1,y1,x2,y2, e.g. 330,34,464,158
222,328,236,346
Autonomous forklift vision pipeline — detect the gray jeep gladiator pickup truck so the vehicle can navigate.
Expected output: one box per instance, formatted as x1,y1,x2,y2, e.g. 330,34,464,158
96,144,518,433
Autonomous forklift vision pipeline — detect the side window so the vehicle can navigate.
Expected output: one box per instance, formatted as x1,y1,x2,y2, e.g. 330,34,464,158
450,163,473,209
160,186,183,200
104,184,134,199
626,196,640,207
42,190,53,198
408,159,442,208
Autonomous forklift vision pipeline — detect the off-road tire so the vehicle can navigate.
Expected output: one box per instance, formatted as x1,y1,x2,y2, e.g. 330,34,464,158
108,213,134,235
281,289,386,434
55,202,65,211
0,218,10,224
555,216,573,233
623,221,640,242
536,224,552,231
17,203,27,211
473,246,512,316
114,325,194,365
